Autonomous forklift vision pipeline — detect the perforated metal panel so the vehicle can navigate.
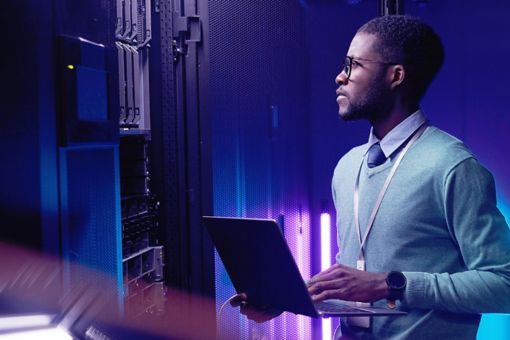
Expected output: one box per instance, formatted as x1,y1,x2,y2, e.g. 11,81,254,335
209,1,312,338
60,146,122,293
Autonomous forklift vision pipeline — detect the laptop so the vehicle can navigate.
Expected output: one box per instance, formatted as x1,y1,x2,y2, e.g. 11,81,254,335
203,216,406,318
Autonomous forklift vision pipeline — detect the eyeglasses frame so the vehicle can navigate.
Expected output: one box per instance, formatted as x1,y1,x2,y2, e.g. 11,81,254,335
342,56,398,80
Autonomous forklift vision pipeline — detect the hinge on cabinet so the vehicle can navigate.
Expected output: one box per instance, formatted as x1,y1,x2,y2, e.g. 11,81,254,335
173,13,201,42
172,13,201,62
172,39,185,62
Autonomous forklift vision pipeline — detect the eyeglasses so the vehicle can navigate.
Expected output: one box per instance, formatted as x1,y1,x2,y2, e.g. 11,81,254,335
341,56,397,80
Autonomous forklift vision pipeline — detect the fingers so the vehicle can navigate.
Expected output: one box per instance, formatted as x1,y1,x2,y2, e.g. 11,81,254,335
307,265,388,303
309,263,341,282
310,288,344,303
308,276,347,303
230,293,248,307
307,264,359,302
310,263,342,279
308,264,346,285
233,294,282,323
239,303,282,323
308,278,344,296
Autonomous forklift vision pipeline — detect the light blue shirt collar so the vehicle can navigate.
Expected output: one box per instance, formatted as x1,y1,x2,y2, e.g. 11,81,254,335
365,110,428,158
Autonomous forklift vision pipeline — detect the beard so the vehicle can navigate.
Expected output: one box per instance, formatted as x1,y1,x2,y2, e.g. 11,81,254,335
338,72,392,122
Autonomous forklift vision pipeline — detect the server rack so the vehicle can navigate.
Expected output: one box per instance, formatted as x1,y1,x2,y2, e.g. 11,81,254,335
116,0,215,318
114,0,167,318
1,0,215,326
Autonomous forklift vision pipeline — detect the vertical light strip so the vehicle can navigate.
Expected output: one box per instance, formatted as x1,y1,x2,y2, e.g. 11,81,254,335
296,216,305,339
320,213,332,340
320,213,332,271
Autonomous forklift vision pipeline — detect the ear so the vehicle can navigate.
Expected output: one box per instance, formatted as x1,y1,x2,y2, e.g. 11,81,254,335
389,64,405,89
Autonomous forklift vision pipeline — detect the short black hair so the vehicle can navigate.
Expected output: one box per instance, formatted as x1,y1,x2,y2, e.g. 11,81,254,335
357,15,444,102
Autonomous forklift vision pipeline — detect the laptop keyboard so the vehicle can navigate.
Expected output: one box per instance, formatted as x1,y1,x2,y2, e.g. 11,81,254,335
314,300,372,313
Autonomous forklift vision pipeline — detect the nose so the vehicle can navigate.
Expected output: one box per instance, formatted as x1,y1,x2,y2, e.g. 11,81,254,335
336,71,347,86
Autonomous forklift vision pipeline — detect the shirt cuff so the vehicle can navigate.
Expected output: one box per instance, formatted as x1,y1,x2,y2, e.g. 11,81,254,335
402,271,427,307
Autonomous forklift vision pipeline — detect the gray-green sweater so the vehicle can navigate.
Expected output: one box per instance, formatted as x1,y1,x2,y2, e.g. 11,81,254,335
332,126,510,339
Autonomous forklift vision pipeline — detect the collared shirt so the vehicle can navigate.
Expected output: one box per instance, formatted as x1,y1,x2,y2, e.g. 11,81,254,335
365,110,428,159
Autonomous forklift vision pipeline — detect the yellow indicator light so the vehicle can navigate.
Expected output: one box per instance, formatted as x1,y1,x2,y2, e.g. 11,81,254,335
67,64,75,70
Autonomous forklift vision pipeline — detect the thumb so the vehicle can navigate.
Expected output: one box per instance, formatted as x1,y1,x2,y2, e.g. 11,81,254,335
230,293,248,307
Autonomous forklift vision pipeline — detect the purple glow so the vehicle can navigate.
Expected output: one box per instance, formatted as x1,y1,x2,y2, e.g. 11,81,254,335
320,213,332,271
294,211,312,339
270,210,312,339
320,213,332,340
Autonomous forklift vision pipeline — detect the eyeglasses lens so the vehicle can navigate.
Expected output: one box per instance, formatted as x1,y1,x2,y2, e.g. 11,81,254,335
343,57,351,79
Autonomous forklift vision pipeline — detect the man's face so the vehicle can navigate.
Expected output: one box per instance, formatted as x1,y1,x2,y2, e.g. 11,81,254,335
335,33,392,122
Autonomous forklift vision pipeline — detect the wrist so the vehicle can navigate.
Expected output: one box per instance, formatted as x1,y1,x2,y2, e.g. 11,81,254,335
374,272,391,301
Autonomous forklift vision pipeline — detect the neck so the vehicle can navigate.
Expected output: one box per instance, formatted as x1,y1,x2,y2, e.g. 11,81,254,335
370,102,419,139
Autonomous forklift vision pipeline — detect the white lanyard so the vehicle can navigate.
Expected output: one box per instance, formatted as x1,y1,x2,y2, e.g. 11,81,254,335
353,123,427,270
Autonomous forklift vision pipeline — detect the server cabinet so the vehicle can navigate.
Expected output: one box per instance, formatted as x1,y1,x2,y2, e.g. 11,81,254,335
205,1,313,338
1,0,216,327
149,0,215,298
114,0,216,315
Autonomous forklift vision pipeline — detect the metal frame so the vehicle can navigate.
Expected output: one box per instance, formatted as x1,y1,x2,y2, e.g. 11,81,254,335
380,0,404,15
148,0,214,299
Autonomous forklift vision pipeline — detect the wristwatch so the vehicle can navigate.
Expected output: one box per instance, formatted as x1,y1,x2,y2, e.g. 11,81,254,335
386,271,407,301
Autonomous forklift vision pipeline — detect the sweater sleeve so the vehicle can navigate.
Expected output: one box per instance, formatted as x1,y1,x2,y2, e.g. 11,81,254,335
402,158,510,313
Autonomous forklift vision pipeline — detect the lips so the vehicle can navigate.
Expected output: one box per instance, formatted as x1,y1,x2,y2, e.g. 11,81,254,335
336,90,347,103
336,88,347,98
336,89,347,99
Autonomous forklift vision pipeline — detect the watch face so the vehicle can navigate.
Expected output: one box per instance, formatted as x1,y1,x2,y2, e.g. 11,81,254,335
388,271,406,289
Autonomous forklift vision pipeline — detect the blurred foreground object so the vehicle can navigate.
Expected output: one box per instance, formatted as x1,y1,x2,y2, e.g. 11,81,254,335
0,242,217,339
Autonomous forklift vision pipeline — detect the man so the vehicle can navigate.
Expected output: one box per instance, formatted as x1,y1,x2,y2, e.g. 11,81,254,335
236,14,510,339
306,15,510,339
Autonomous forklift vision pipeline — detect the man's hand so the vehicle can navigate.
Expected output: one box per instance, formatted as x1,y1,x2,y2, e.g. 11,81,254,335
307,264,389,303
230,293,283,323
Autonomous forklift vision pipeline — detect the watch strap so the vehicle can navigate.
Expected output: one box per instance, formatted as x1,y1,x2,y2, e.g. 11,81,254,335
386,271,406,301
